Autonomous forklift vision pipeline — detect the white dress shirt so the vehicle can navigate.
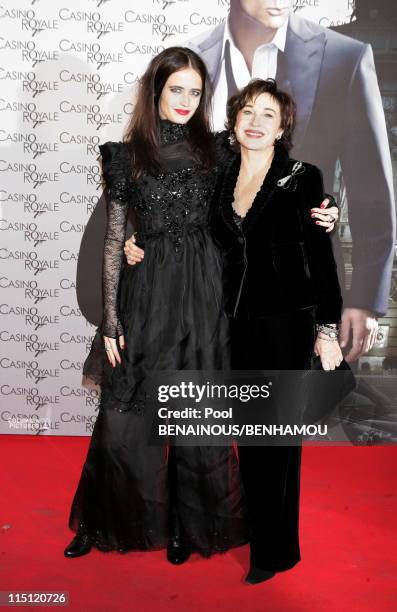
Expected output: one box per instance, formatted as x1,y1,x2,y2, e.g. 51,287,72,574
212,16,288,131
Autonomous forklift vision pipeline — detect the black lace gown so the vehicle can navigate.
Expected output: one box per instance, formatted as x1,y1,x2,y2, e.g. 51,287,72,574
67,121,249,555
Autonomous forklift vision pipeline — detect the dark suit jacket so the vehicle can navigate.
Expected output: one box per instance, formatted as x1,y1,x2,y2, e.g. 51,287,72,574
187,13,395,316
210,143,343,325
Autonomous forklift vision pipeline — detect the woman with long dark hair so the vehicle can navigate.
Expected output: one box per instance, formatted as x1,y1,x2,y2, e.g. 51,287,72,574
64,47,249,563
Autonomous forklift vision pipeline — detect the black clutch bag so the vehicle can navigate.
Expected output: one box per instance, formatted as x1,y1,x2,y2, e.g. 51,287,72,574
302,355,356,425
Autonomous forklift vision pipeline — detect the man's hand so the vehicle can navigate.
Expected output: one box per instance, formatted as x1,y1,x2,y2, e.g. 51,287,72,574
124,234,144,265
339,308,379,363
311,198,339,233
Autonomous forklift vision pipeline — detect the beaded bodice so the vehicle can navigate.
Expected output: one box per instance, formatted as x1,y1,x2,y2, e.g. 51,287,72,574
131,120,218,253
97,121,231,339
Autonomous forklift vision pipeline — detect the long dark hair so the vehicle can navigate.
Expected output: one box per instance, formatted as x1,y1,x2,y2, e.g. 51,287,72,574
124,47,216,180
225,78,296,152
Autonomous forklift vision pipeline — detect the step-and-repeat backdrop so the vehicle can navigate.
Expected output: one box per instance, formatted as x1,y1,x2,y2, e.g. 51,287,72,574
0,1,363,435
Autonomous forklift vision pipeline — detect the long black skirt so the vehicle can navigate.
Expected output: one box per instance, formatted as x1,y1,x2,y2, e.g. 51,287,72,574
68,230,249,556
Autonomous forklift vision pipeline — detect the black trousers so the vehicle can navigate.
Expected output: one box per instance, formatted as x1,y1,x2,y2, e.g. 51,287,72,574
230,306,316,572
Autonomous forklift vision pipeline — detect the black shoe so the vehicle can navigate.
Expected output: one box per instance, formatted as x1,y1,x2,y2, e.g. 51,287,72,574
64,529,92,558
245,566,276,585
166,538,191,565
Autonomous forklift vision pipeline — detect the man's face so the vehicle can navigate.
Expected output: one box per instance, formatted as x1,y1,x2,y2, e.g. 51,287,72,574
237,0,292,29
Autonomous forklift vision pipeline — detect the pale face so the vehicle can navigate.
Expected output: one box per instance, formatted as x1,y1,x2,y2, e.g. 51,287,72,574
158,67,202,124
234,92,283,151
237,0,292,29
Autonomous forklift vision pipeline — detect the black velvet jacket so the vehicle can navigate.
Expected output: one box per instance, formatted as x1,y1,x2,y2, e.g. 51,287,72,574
210,145,343,324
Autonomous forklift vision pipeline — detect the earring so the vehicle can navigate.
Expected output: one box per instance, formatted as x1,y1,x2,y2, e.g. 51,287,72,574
228,131,236,146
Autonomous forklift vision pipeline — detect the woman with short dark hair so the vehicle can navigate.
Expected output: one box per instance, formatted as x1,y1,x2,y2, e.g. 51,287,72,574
225,78,296,152
211,78,343,583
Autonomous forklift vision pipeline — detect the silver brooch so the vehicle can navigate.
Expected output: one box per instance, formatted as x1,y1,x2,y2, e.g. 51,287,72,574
277,161,305,191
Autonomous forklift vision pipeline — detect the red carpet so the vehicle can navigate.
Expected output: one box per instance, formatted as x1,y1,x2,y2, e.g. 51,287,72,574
1,435,396,611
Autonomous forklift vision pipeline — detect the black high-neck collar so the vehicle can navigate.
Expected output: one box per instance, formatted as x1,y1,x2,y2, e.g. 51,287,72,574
159,119,189,145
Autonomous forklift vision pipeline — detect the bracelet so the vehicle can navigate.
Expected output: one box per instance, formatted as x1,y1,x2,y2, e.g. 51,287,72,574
317,332,338,342
316,323,339,340
316,323,339,331
316,323,339,329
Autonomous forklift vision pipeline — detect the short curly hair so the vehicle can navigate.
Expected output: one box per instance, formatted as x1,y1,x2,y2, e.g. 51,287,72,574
225,78,296,151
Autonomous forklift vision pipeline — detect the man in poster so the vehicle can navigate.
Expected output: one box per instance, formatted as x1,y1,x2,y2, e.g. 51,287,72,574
186,0,395,363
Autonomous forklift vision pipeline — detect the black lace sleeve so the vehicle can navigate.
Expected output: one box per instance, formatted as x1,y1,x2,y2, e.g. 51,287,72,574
99,141,131,203
98,142,130,339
